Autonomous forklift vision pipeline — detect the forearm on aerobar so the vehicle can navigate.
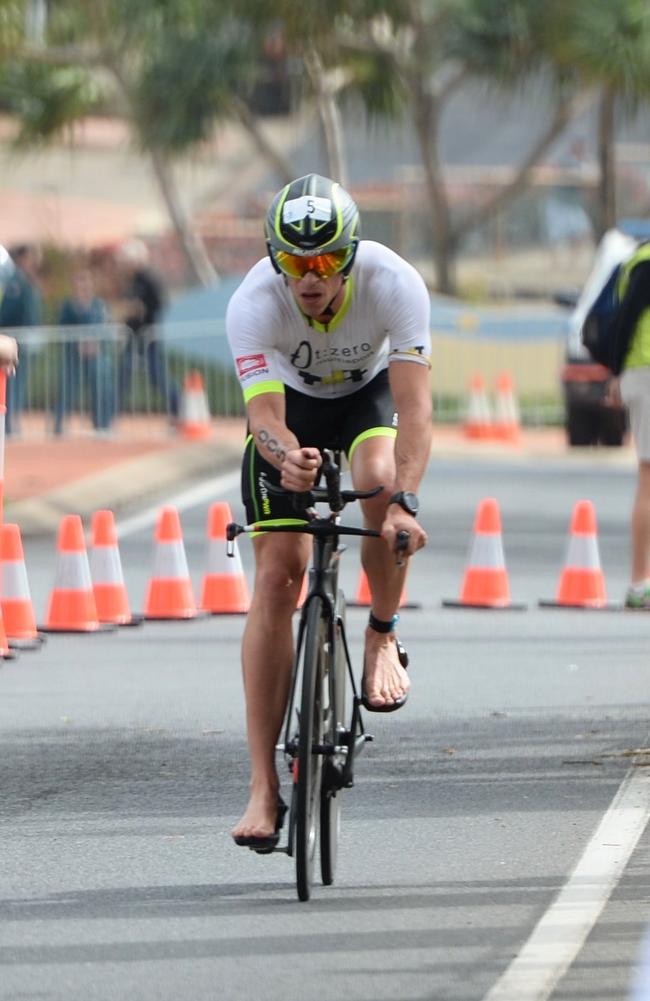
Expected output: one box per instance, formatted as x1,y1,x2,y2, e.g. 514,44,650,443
249,417,301,471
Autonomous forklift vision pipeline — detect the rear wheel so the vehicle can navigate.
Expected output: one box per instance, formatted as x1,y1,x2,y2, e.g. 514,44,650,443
295,598,327,902
320,590,347,886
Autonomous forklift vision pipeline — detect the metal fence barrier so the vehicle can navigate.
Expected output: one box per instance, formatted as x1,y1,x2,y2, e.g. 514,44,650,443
2,319,564,439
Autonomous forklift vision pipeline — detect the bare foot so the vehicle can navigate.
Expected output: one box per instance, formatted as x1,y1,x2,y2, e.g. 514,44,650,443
231,785,280,843
362,627,410,709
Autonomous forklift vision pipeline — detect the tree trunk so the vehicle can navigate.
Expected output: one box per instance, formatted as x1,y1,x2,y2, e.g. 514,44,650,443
304,47,347,185
231,96,294,185
412,89,454,294
453,90,590,246
596,86,617,239
149,150,217,288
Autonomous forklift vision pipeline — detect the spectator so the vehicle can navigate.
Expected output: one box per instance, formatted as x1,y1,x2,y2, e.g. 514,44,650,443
115,239,179,421
54,267,114,436
609,243,650,608
0,244,42,434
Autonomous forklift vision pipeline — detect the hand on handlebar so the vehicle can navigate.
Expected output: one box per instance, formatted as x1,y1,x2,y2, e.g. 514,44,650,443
280,447,322,493
381,509,427,561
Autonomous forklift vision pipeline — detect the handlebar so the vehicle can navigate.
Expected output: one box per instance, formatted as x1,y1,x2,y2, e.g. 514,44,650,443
225,448,411,563
266,447,383,513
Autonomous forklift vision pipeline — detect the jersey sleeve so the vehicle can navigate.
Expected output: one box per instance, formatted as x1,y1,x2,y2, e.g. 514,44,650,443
226,283,285,403
381,264,432,368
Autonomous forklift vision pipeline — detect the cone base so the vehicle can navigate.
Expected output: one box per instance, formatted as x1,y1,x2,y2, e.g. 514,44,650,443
458,570,511,606
200,575,250,615
8,633,45,650
538,599,622,611
144,611,208,621
144,580,197,620
554,569,607,607
442,599,527,610
40,623,117,633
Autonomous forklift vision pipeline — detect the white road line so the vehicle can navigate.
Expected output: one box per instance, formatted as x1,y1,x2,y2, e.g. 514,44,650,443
483,766,650,1001
116,471,241,539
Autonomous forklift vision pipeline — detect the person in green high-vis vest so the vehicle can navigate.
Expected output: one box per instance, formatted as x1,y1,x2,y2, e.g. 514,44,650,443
610,242,650,608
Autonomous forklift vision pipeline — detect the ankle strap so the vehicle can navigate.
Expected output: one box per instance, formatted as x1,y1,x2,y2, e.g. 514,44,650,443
368,612,399,634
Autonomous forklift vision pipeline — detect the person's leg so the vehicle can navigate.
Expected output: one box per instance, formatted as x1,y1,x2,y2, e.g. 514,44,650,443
54,344,78,436
630,461,650,584
145,337,179,417
231,530,312,841
350,434,410,709
621,368,650,600
118,335,135,414
84,355,100,430
6,348,27,435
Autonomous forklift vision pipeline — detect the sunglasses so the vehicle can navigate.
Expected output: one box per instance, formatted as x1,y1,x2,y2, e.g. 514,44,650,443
271,245,354,279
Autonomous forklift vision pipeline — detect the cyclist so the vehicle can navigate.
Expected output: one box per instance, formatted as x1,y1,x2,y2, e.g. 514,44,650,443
227,174,432,848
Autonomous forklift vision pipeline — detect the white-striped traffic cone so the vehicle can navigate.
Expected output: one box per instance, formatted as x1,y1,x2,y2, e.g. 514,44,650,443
443,498,526,609
200,502,250,614
143,507,198,620
43,515,115,632
90,510,142,626
0,523,43,649
539,500,617,609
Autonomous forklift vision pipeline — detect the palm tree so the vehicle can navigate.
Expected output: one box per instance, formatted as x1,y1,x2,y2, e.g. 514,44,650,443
543,0,650,238
2,0,296,284
329,0,586,293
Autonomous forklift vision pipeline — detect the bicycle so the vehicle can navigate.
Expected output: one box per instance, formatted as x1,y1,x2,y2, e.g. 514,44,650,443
227,448,408,902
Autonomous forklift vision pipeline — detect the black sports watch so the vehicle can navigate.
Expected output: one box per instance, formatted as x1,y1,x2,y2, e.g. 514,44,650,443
389,491,419,516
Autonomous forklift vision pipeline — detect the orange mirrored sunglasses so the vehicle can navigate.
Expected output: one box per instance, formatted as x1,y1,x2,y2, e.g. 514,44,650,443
272,246,353,279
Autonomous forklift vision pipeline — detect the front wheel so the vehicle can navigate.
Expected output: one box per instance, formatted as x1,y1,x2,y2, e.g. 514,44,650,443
320,590,347,886
295,598,327,902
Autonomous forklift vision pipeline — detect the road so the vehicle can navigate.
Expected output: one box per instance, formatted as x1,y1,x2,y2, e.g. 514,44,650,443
1,454,649,1001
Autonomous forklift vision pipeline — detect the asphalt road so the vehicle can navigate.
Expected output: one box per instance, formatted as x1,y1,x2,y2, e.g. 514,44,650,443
1,454,649,1001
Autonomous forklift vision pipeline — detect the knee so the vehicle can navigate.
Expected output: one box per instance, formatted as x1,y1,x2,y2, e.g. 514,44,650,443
254,558,305,611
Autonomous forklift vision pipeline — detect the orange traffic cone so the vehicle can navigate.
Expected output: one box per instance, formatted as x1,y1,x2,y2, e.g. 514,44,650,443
0,603,15,658
443,498,526,609
0,523,43,649
463,373,493,440
179,370,212,440
539,500,616,609
492,370,521,443
347,567,420,609
43,515,115,632
90,510,142,626
144,507,198,620
200,502,250,614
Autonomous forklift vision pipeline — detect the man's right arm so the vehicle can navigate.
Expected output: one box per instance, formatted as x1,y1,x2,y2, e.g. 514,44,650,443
247,392,321,492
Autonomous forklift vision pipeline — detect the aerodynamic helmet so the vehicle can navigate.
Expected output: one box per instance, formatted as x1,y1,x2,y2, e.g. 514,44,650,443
265,173,360,279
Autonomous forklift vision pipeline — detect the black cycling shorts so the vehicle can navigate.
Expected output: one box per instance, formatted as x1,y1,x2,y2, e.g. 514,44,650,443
241,369,396,525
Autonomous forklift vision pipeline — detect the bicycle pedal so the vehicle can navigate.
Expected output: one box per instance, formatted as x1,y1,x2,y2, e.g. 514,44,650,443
364,733,374,742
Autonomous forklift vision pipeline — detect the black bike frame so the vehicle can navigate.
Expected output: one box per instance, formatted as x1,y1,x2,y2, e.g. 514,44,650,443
282,516,369,789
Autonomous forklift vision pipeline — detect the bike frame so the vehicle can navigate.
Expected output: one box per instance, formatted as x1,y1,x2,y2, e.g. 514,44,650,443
281,508,371,795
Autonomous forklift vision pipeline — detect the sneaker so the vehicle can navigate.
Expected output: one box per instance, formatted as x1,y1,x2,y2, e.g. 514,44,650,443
624,585,650,610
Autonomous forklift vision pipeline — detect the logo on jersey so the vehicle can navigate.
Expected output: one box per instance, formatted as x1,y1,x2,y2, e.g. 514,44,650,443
390,345,430,364
236,354,269,380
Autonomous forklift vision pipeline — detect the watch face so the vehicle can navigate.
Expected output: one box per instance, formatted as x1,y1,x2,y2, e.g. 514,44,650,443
403,491,419,515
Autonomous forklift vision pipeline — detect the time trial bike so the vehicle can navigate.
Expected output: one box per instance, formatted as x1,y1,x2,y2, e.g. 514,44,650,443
227,449,408,901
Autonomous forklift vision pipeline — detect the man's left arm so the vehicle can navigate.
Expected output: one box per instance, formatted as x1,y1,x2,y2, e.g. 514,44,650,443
383,359,432,555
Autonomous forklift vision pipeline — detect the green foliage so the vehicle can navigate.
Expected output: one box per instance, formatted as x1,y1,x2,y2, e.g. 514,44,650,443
133,29,256,153
0,61,98,145
545,0,650,98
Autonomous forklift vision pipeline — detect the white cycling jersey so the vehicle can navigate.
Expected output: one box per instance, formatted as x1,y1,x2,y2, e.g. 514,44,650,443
226,240,431,402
